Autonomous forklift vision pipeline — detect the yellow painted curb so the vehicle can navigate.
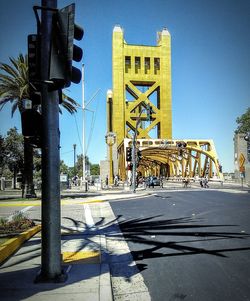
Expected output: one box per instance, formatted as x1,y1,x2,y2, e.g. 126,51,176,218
0,225,41,264
0,202,41,207
62,250,100,264
79,199,104,204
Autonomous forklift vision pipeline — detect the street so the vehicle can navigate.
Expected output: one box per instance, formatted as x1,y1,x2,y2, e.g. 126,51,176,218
110,190,250,301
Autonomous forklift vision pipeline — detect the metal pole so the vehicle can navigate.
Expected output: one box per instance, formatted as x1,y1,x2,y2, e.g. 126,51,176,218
109,144,114,185
132,133,137,193
37,0,64,282
82,64,86,187
132,111,144,193
73,144,76,175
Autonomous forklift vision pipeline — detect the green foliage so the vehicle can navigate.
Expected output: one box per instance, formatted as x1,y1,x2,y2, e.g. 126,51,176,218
0,54,29,115
60,160,69,174
59,156,100,178
90,164,100,175
0,211,35,234
0,134,6,176
235,107,250,134
4,127,23,174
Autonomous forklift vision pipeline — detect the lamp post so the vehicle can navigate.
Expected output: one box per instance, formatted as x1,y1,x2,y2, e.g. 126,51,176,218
73,144,76,175
105,132,116,185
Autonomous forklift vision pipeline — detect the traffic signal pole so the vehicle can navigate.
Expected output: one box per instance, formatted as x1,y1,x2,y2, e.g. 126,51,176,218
132,110,145,193
36,0,64,282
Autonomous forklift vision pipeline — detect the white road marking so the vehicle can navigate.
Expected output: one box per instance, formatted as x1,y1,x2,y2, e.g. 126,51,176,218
84,204,95,229
7,206,33,221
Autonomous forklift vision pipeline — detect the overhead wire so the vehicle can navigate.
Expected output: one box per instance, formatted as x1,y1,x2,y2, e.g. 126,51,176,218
85,97,100,154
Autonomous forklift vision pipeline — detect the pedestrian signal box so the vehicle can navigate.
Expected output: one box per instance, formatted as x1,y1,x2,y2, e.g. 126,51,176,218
126,147,132,161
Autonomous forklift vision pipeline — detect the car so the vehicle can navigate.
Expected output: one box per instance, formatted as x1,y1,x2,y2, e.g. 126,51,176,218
145,176,162,187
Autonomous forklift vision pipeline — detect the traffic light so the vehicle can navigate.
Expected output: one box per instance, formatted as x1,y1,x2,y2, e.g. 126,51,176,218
49,3,84,90
21,109,42,148
126,147,132,161
28,34,41,83
177,141,187,156
28,34,42,106
137,150,142,161
177,141,187,148
244,133,250,142
146,104,153,121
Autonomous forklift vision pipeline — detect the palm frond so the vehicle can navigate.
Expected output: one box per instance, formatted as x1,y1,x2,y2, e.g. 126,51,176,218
0,73,17,85
60,100,78,114
9,57,20,72
11,101,19,117
60,92,81,114
0,97,16,110
0,62,19,79
62,93,81,107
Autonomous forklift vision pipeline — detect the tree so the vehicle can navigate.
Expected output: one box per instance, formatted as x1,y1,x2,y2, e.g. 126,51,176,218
90,164,100,175
0,54,80,197
60,160,69,174
235,107,250,134
0,134,6,177
75,154,91,178
4,128,24,189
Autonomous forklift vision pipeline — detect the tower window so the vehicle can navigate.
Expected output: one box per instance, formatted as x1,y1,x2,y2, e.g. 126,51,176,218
135,57,141,74
145,57,150,74
125,56,131,73
154,58,160,74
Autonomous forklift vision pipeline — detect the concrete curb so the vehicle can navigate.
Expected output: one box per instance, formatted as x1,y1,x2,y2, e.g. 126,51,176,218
0,224,41,264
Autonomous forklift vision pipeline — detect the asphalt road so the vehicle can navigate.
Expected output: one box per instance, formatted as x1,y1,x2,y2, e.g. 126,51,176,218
110,190,250,301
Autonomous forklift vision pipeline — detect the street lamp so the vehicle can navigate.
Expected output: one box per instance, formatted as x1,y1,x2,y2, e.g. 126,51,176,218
105,132,116,185
73,144,76,175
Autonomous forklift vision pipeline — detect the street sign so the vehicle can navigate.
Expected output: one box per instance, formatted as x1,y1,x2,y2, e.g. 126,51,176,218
239,166,245,173
239,153,245,168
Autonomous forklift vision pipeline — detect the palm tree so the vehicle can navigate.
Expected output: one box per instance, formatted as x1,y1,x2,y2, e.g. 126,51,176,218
0,54,80,198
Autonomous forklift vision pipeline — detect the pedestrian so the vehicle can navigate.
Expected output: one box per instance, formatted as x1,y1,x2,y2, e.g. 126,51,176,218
105,175,108,187
114,175,119,186
200,178,203,188
204,177,209,188
149,175,154,188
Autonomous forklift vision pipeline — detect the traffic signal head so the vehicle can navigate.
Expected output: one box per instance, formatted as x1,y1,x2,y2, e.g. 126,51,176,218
28,34,40,83
146,104,153,121
137,150,142,161
21,109,42,148
244,133,250,142
49,3,84,90
126,147,132,162
177,141,187,148
28,34,42,105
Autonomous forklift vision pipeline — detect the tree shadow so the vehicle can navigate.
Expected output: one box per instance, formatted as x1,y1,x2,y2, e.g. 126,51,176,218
117,215,250,259
1,213,250,300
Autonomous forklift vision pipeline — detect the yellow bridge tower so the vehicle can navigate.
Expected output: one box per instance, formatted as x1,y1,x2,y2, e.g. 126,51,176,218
111,25,172,146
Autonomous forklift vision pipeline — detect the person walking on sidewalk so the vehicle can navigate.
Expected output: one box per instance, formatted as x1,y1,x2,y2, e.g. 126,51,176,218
203,177,209,188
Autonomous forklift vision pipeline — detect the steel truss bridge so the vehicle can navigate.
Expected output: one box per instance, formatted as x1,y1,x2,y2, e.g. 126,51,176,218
118,138,223,181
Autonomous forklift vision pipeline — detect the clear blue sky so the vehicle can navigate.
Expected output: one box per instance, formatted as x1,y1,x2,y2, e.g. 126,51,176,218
0,0,249,172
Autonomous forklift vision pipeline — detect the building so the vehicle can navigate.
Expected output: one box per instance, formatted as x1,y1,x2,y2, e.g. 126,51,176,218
234,133,250,185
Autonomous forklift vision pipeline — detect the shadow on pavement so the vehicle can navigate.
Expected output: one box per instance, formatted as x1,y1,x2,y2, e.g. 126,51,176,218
1,214,250,300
